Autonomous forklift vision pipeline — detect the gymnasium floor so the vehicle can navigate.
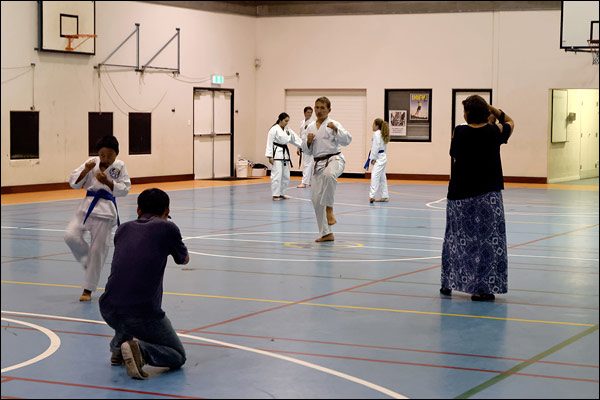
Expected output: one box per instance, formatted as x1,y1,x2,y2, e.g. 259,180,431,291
1,177,598,399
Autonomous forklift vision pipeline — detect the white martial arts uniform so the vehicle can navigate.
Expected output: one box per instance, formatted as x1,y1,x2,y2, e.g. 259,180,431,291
369,130,389,199
64,157,131,292
265,124,302,197
301,118,352,237
299,117,315,185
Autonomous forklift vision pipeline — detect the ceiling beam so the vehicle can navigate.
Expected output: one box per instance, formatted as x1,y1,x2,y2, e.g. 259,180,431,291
140,1,561,17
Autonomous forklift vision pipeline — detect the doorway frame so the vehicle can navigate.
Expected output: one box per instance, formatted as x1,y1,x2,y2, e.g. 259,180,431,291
192,86,235,178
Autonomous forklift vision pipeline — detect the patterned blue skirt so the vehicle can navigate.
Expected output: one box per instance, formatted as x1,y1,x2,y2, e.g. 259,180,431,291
441,191,508,295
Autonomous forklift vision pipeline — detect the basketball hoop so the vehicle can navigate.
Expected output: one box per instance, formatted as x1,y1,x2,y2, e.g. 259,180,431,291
588,39,599,65
64,34,96,51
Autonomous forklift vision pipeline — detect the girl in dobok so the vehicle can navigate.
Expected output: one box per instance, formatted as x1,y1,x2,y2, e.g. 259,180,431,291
368,118,390,203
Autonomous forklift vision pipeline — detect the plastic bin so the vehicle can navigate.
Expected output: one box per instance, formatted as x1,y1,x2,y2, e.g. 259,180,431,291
252,167,267,177
252,163,268,177
236,161,251,177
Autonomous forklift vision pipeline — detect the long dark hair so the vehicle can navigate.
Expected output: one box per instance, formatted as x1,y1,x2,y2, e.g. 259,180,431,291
273,112,290,127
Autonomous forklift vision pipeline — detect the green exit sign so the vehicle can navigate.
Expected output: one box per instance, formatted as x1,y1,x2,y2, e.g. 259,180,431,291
212,74,224,84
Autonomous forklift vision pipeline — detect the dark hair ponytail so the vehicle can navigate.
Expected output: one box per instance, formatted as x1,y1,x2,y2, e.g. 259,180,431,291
273,112,290,127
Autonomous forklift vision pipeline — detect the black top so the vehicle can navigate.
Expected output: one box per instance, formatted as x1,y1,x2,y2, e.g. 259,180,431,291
99,214,189,318
447,123,512,200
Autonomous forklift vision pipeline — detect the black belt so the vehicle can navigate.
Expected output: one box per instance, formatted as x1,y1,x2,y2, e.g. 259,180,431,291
313,152,340,162
313,152,340,174
272,143,293,168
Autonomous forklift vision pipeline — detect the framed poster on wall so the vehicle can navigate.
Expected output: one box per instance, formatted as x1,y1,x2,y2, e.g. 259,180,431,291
384,89,432,142
451,89,492,134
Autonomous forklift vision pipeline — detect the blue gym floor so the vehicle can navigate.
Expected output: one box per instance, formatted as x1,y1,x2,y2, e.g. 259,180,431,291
1,178,598,398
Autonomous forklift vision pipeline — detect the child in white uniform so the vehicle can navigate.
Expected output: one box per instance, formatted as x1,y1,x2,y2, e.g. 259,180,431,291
366,118,390,203
64,135,131,301
265,112,302,200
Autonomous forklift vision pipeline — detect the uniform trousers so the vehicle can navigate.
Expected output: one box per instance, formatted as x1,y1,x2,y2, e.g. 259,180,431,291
369,154,389,199
64,213,113,292
270,160,291,197
312,155,345,237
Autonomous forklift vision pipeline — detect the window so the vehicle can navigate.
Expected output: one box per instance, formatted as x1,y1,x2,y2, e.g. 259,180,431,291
88,112,113,155
10,111,39,159
129,112,151,155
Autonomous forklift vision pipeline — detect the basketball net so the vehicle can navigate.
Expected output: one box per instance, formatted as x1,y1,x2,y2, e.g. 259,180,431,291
588,40,599,65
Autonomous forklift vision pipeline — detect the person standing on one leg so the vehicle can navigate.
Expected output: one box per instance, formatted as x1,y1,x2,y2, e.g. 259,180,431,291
367,118,390,203
297,106,315,188
100,188,189,379
302,97,352,242
265,112,302,200
64,135,130,302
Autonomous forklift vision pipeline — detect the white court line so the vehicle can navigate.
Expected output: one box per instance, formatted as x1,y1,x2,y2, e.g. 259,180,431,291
425,197,599,217
185,231,443,263
2,226,595,262
1,317,61,373
188,251,441,263
0,311,407,399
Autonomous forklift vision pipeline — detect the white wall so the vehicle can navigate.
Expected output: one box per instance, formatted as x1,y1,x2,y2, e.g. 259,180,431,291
254,11,599,178
1,1,256,186
2,4,599,187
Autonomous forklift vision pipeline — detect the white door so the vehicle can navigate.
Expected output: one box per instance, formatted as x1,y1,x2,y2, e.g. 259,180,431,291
579,90,599,179
193,89,232,179
285,89,367,173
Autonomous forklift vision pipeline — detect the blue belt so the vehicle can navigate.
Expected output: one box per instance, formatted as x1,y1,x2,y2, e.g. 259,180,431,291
84,189,120,226
363,149,385,170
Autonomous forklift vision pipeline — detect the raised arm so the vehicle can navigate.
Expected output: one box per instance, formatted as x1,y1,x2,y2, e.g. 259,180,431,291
489,105,514,138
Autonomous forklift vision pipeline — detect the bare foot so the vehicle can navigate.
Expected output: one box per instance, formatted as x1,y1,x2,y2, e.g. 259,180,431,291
315,233,334,242
326,206,336,225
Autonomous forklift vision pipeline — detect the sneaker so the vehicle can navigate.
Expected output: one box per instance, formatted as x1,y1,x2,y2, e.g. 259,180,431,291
111,350,123,366
471,293,495,302
439,287,452,296
279,195,290,200
375,198,389,202
369,198,375,203
79,290,92,302
272,196,282,201
297,184,307,188
121,340,148,379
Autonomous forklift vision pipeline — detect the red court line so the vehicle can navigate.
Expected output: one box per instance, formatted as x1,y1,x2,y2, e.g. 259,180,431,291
349,290,600,311
182,224,599,334
180,263,442,334
5,324,598,370
196,330,599,369
244,348,599,384
508,224,599,250
0,376,200,399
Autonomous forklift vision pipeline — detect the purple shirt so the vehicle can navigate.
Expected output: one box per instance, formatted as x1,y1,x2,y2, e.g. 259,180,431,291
99,214,188,318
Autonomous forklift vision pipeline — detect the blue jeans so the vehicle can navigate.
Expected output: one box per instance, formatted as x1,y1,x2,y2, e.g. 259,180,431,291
100,308,186,369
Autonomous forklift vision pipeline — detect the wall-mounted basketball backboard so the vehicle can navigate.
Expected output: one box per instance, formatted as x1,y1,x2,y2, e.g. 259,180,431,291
38,1,95,55
561,1,599,52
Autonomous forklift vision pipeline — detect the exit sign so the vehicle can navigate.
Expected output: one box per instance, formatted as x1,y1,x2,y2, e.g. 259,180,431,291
211,74,224,84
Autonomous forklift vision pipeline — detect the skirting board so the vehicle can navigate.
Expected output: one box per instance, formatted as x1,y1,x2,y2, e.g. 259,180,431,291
2,173,548,194
1,174,194,194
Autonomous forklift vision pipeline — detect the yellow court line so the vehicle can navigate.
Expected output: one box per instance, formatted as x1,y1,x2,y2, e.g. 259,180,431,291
2,280,594,327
